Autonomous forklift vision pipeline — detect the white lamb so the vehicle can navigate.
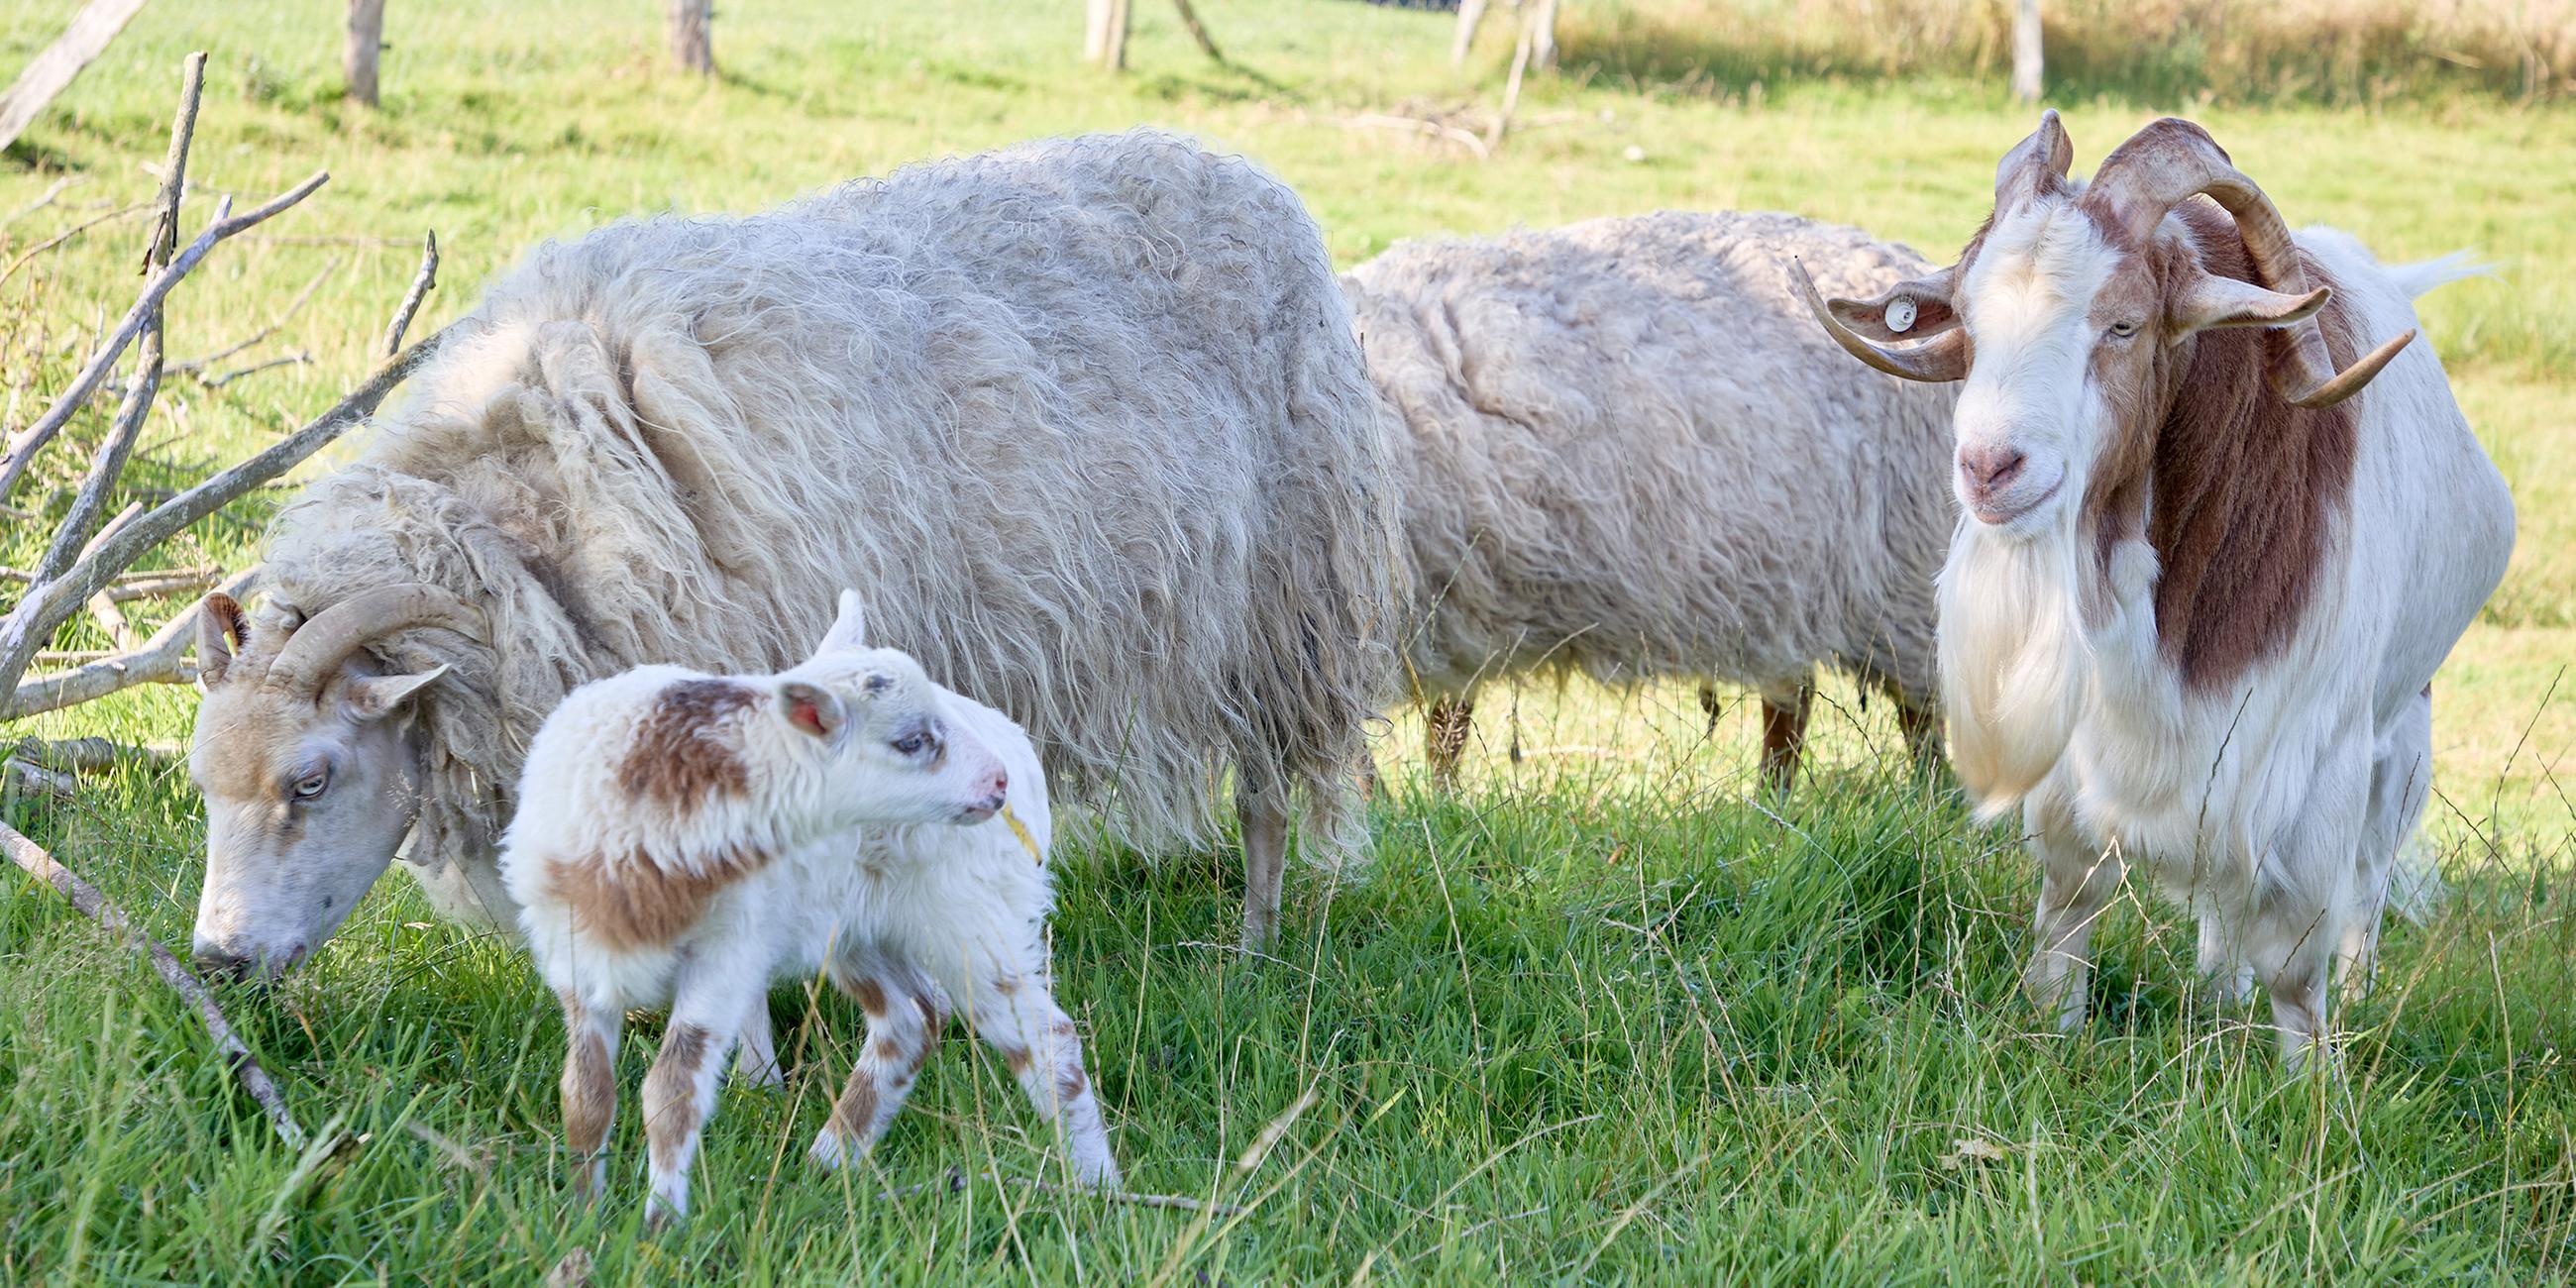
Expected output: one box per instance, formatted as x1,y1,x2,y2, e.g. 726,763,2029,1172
498,591,1117,1225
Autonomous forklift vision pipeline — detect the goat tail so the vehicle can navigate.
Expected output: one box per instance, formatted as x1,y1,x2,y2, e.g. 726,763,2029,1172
2385,251,2496,301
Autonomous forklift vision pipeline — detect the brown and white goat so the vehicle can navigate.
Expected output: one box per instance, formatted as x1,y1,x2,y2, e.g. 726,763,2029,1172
1794,113,2514,1063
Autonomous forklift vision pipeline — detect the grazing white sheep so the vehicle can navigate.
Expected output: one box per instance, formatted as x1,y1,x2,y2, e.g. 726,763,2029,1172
500,592,1117,1226
186,128,1401,1009
1794,112,2514,1063
1343,211,1958,791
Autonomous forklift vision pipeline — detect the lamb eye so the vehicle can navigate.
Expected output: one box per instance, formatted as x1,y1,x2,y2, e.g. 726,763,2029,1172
891,733,928,757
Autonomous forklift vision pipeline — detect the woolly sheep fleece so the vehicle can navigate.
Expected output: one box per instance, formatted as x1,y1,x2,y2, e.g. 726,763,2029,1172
1344,210,1958,715
252,130,1401,899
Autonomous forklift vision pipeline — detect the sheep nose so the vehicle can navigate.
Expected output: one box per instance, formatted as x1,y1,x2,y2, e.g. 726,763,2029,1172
1959,445,2026,491
193,945,255,981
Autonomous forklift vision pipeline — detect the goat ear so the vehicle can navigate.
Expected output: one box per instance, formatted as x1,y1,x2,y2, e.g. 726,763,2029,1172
1824,268,1961,344
778,681,845,739
2172,272,2327,335
344,664,450,722
813,590,868,656
195,592,252,691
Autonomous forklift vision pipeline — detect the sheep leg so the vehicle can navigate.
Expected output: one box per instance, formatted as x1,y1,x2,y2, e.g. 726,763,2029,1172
640,967,757,1228
809,951,945,1172
969,970,1120,1188
1757,679,1813,794
1425,695,1475,790
556,991,622,1202
731,993,784,1090
1238,789,1290,948
1889,686,1945,780
2021,792,2119,1033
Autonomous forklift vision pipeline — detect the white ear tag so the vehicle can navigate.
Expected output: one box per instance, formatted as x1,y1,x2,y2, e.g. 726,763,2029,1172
1886,296,1917,334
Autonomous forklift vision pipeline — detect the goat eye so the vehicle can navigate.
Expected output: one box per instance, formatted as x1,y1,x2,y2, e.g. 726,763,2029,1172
891,733,928,757
2108,320,2140,338
291,770,330,801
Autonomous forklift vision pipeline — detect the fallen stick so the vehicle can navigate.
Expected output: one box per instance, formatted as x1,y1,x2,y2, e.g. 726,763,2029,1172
200,351,309,390
0,201,154,287
0,817,308,1148
2,756,75,795
877,1166,1245,1217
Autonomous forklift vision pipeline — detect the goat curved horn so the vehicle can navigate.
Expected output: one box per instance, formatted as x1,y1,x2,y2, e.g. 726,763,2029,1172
1790,258,1970,383
2084,118,2413,408
1995,108,2075,204
262,584,484,702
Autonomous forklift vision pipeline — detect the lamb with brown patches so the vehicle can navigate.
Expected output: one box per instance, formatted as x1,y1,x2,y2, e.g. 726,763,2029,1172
1796,112,2515,1065
498,591,1117,1226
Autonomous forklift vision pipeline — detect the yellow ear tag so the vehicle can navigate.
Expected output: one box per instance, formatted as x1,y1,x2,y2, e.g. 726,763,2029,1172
1000,804,1043,865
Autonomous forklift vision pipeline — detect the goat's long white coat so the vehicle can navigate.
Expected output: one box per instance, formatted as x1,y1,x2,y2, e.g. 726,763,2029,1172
1941,207,2513,1058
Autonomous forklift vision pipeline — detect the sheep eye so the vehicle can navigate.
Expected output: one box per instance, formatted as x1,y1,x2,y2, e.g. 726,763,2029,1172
891,733,928,757
291,769,330,801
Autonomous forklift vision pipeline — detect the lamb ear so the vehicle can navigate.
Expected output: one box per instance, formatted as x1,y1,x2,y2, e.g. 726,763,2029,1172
813,589,868,656
195,592,251,691
778,681,845,739
344,664,450,722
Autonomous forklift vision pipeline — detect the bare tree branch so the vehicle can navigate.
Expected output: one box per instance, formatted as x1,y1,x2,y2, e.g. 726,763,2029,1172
4,569,254,721
0,817,308,1148
0,0,159,156
378,230,438,359
173,255,340,377
0,325,446,713
0,169,329,501
0,201,155,288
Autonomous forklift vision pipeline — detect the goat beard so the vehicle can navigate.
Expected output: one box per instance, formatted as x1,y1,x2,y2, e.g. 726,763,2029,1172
1936,512,2092,820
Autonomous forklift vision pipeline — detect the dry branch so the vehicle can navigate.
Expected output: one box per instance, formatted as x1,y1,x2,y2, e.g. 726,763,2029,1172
4,176,83,227
201,352,309,390
0,201,155,288
5,569,255,720
1170,0,1222,61
378,232,438,359
173,255,340,378
0,817,308,1148
0,171,330,501
0,0,158,155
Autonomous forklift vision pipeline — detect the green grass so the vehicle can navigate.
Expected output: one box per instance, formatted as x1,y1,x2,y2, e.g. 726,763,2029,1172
3,1,2572,1282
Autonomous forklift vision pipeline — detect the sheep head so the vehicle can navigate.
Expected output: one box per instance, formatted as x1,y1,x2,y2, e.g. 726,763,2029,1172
186,585,481,979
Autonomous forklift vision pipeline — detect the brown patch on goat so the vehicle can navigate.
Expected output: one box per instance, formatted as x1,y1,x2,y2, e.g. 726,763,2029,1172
548,842,772,952
643,1022,714,1174
618,679,758,812
1002,1043,1034,1076
2077,200,2358,691
1056,1063,1089,1105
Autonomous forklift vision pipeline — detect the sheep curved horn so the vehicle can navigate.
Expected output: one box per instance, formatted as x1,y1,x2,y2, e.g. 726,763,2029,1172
1790,258,1970,383
262,584,484,702
2083,118,2415,408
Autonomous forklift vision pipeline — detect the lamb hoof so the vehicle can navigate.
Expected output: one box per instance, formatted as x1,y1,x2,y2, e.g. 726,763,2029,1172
807,1128,849,1172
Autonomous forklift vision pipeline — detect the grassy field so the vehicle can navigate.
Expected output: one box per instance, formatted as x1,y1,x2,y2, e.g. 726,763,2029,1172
2,1,2572,1282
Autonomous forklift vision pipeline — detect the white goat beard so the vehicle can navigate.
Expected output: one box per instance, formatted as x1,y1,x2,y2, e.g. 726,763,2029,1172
1936,515,2090,820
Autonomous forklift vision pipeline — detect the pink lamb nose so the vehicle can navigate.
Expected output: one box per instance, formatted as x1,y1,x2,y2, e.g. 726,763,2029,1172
1958,445,2027,493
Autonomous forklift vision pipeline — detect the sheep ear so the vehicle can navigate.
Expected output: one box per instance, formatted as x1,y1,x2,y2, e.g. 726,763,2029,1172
195,592,251,691
778,681,845,739
344,664,450,722
813,590,868,656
